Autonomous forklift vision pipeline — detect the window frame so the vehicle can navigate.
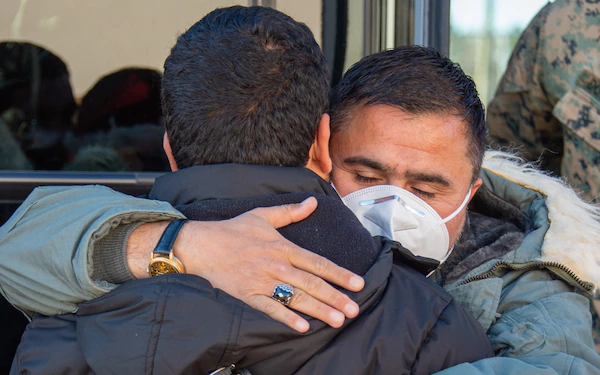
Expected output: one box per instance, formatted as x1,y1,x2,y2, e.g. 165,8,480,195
0,0,453,208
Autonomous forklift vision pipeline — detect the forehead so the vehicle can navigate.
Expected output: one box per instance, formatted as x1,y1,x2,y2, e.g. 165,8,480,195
331,104,473,185
343,103,467,142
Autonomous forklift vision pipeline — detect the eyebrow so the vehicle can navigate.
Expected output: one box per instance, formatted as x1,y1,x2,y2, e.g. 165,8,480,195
343,156,451,187
343,156,395,174
404,171,451,187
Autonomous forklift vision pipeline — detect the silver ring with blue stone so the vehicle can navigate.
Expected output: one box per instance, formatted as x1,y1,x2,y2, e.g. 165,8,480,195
272,283,294,306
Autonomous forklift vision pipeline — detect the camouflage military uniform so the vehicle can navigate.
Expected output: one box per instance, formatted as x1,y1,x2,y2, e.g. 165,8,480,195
488,0,600,353
487,0,600,203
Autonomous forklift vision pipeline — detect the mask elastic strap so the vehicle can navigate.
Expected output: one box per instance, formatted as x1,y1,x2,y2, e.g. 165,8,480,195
330,182,342,198
441,186,472,224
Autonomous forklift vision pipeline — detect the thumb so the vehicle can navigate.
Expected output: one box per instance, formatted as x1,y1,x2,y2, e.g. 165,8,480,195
249,197,318,228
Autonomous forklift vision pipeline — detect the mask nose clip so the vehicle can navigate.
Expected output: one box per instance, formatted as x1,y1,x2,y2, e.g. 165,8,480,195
359,195,426,218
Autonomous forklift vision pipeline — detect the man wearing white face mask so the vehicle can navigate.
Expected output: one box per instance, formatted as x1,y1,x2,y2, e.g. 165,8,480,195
6,13,496,373
2,44,600,374
326,47,600,374
341,184,472,264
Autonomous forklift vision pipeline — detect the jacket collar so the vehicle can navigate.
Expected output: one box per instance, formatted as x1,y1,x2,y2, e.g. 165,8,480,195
436,151,600,292
480,151,600,290
149,163,338,206
149,163,436,278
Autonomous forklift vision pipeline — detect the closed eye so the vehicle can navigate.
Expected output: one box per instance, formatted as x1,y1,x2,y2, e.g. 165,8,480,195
412,188,435,199
355,174,380,184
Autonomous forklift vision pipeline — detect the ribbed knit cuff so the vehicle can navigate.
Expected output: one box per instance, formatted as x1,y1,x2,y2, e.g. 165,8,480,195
91,222,144,284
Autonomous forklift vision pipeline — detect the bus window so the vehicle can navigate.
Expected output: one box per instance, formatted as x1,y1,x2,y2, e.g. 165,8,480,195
0,1,336,226
449,0,549,106
0,0,323,174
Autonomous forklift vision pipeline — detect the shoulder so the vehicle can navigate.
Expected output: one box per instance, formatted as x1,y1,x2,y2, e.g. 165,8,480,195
279,193,381,276
373,253,494,372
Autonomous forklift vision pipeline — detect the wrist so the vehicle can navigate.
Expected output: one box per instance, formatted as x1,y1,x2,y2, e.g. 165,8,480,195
126,221,171,279
92,222,143,284
171,220,212,278
148,219,188,276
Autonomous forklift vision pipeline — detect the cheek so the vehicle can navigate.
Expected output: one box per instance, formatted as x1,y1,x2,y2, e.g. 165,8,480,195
444,211,467,247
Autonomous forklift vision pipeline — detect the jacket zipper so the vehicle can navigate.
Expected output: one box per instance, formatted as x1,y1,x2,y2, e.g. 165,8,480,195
458,260,595,295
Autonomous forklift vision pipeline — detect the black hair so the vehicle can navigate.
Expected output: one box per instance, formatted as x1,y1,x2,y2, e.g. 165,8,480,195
162,6,329,169
0,41,70,113
77,67,162,135
329,46,486,182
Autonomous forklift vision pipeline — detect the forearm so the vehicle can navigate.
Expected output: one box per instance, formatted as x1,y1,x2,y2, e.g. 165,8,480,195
126,221,171,279
1,192,361,332
94,220,182,282
0,185,184,317
102,220,198,280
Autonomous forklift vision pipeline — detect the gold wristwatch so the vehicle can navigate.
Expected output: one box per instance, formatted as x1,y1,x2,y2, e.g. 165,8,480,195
147,219,187,276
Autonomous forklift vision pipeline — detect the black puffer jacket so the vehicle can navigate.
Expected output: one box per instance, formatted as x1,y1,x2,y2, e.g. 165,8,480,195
12,165,493,375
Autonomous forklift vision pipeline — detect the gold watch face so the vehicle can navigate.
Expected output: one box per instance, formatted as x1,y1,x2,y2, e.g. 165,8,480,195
148,258,182,276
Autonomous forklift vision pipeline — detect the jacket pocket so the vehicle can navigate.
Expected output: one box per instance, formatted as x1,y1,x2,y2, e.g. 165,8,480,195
552,69,600,199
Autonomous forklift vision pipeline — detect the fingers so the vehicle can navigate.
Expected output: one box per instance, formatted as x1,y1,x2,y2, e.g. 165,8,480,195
245,295,310,333
274,265,359,319
288,248,365,293
246,285,346,332
286,287,346,328
176,201,364,333
248,197,318,228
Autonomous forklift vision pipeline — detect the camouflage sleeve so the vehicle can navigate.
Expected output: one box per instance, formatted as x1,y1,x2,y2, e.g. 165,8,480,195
552,69,600,202
489,0,600,202
487,3,563,176
542,0,600,203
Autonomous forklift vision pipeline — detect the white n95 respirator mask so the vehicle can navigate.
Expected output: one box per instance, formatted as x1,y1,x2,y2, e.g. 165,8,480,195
340,184,471,263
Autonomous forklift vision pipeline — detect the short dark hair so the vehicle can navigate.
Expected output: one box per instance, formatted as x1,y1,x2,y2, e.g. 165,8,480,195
329,46,486,182
77,68,162,135
162,6,329,169
0,41,70,113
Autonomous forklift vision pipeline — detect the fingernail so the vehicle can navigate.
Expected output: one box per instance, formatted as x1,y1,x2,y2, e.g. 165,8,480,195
330,311,345,325
344,303,358,317
296,320,309,332
349,276,364,290
300,197,313,205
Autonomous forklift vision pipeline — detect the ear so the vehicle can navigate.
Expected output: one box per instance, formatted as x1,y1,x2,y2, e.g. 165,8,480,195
163,132,178,172
468,177,483,202
306,114,332,180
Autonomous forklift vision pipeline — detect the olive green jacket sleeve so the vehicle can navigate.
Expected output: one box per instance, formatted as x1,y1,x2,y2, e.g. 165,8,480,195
0,185,184,318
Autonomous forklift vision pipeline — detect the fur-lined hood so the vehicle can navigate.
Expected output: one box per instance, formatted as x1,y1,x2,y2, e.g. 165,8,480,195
481,151,600,290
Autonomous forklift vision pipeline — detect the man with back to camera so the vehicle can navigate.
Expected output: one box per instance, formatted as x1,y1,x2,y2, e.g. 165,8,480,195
8,6,493,374
2,6,600,375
